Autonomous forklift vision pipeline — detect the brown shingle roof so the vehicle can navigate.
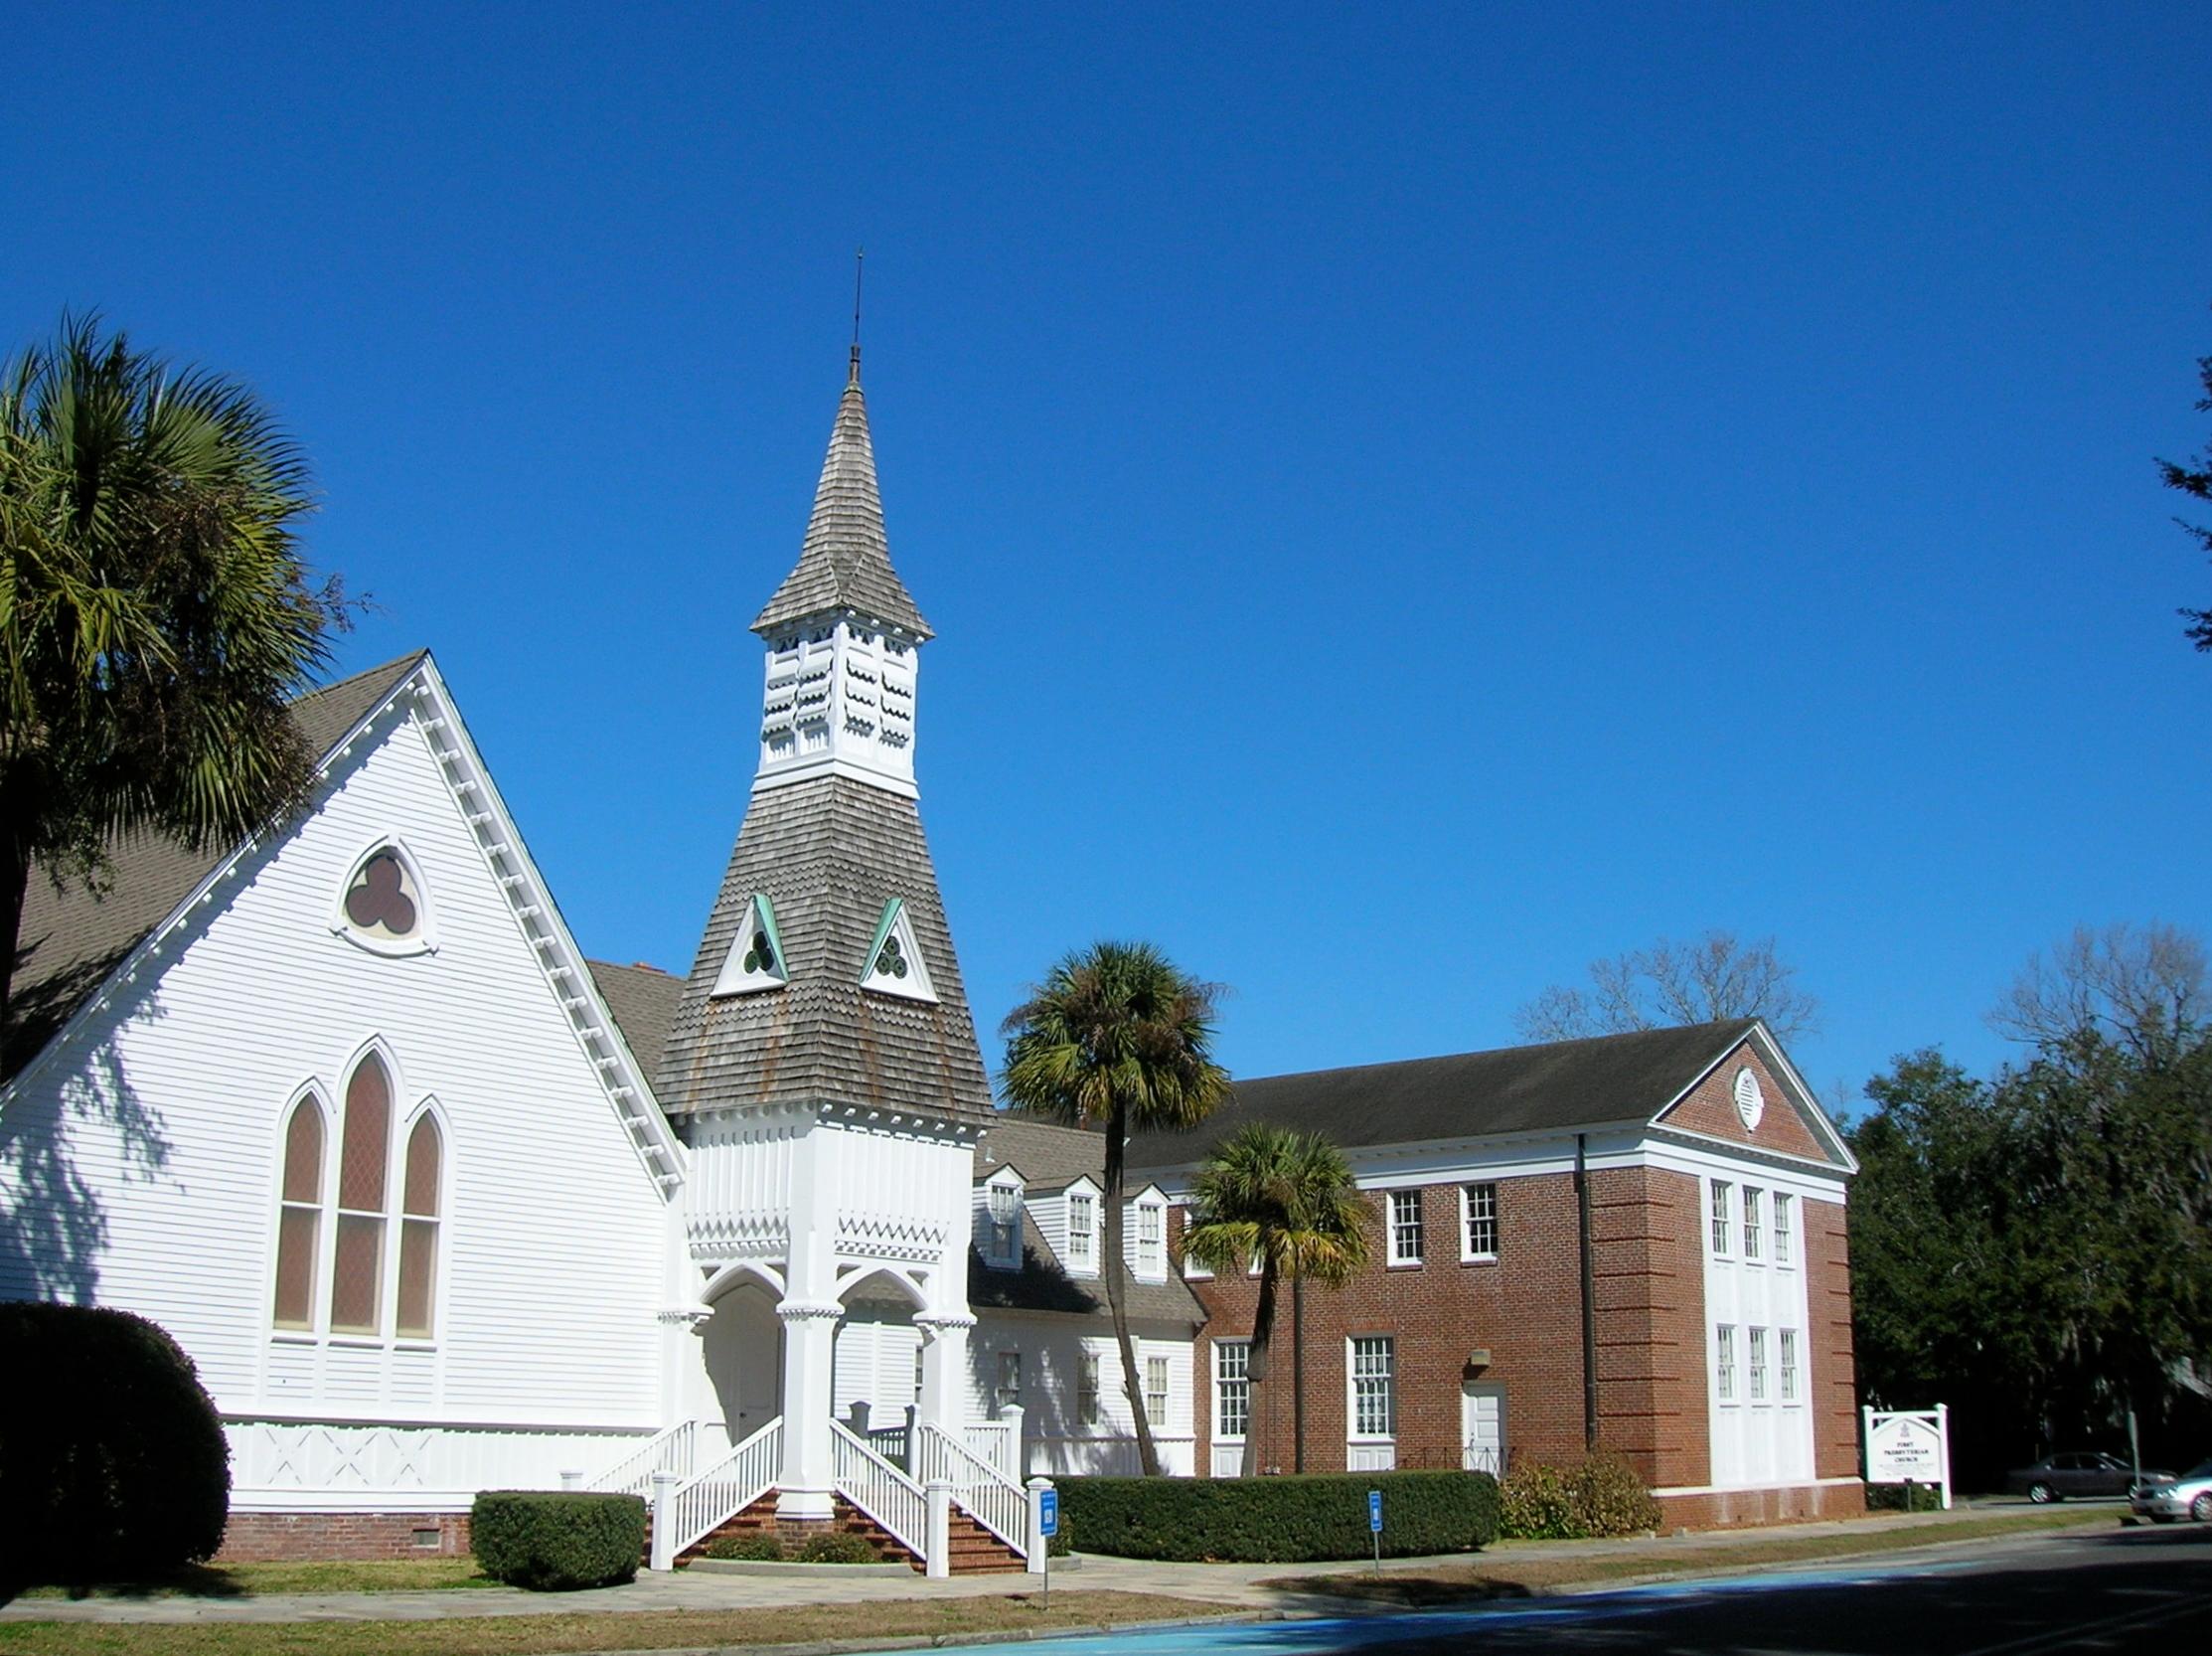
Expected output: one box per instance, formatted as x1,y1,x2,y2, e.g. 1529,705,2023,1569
587,960,686,1077
751,367,930,639
5,653,429,1081
1125,1020,1765,1174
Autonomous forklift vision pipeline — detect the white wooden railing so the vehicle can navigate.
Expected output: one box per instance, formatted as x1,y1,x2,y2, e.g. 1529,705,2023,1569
831,1419,927,1558
588,1419,704,1496
917,1423,1027,1553
963,1418,1018,1478
661,1417,782,1563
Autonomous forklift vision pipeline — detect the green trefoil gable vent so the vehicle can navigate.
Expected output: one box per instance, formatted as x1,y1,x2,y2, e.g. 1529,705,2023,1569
711,893,789,996
861,897,936,1003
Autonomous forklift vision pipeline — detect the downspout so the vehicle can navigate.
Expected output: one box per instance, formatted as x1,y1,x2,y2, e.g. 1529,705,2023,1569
1576,1132,1599,1450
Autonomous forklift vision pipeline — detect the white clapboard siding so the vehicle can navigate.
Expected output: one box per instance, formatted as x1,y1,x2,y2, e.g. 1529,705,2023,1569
0,685,668,1437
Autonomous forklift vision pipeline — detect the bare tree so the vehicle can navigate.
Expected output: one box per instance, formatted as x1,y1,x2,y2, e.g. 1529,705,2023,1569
1989,921,2206,1064
1514,930,1819,1045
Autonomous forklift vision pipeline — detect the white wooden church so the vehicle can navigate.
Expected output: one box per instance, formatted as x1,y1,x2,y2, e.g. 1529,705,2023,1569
0,346,1857,1569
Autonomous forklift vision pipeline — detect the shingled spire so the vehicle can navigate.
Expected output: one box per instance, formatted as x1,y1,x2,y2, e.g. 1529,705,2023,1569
751,352,931,641
656,356,992,1124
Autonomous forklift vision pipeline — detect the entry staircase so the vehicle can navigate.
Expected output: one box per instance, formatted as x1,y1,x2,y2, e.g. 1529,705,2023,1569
590,1416,1033,1574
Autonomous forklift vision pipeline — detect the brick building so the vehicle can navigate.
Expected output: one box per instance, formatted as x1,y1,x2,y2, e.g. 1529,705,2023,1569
1126,1018,1861,1527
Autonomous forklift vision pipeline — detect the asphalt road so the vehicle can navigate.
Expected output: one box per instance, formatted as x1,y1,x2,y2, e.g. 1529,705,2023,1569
929,1522,2212,1656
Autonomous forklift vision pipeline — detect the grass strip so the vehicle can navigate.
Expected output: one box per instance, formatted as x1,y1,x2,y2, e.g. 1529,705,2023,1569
0,1588,1220,1655
15,1560,499,1600
1263,1510,2115,1605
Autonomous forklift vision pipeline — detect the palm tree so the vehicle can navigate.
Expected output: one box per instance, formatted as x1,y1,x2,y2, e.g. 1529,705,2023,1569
1183,1124,1369,1477
1001,941,1229,1476
1,314,343,1021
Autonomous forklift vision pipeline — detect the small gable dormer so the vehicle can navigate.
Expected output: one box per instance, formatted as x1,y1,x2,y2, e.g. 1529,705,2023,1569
861,898,936,1002
1057,1176,1102,1277
333,839,435,957
711,894,788,997
1127,1183,1170,1282
977,1166,1025,1270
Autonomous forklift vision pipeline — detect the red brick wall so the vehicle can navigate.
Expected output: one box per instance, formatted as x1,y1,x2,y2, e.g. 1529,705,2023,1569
218,1510,470,1562
1659,1041,1829,1164
1806,1196,1859,1479
1658,1480,1863,1529
1179,1163,1708,1488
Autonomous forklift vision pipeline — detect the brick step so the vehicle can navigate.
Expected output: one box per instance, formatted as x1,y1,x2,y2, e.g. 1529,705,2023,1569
943,1511,1025,1574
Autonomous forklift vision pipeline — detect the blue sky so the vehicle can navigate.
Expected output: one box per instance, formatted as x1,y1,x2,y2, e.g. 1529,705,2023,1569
10,2,2210,1106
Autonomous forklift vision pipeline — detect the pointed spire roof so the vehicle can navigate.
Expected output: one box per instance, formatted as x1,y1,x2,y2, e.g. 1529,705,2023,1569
751,353,932,640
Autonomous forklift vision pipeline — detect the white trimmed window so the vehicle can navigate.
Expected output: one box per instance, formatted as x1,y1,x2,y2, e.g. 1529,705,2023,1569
1716,1325,1737,1402
1710,1181,1732,1254
333,842,435,956
1742,1188,1764,1261
1388,1191,1424,1265
1462,1182,1499,1259
1748,1327,1768,1401
995,1350,1023,1414
711,893,788,996
1079,1351,1102,1426
395,1112,443,1340
860,897,937,1002
331,1053,395,1336
1773,1193,1794,1265
272,1093,327,1330
1214,1341,1251,1441
1145,1355,1171,1427
1780,1329,1800,1402
1066,1191,1097,1274
984,1173,1023,1268
1180,1211,1212,1278
1350,1336,1396,1438
1133,1200,1166,1279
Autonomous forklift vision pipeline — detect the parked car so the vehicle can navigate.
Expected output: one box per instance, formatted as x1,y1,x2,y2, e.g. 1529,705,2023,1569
2004,1451,2173,1502
2129,1459,2212,1524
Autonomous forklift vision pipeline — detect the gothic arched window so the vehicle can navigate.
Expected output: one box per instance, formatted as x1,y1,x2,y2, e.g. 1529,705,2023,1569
395,1113,443,1340
331,1053,393,1335
271,1094,326,1330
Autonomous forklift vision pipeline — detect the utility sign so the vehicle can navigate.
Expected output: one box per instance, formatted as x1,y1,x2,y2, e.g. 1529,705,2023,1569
1038,1489,1059,1538
1368,1490,1382,1533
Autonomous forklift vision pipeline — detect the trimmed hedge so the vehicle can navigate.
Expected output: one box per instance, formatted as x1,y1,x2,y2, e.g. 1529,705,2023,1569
1052,1470,1500,1562
471,1492,646,1589
0,1303,232,1585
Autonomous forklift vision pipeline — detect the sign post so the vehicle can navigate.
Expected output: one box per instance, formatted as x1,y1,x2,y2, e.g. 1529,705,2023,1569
1863,1405,1953,1510
1368,1488,1383,1573
1037,1486,1058,1605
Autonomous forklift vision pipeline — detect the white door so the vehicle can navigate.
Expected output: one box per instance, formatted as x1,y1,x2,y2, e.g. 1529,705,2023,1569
1462,1383,1505,1475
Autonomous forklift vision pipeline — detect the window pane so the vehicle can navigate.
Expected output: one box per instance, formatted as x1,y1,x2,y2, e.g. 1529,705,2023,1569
1145,1356,1170,1426
282,1099,324,1203
331,1213,384,1333
273,1206,319,1327
1465,1183,1498,1255
403,1115,441,1218
396,1217,437,1338
339,1056,392,1212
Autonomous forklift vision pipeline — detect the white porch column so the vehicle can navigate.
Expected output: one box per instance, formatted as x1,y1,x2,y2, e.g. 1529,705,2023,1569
914,1311,975,1437
774,1297,844,1520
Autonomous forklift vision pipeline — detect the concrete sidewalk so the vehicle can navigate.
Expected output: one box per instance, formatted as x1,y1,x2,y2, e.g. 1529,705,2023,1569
0,1500,2111,1625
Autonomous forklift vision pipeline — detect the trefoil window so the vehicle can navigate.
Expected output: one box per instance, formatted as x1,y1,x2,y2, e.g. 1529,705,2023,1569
711,893,788,996
860,898,937,1002
333,843,435,956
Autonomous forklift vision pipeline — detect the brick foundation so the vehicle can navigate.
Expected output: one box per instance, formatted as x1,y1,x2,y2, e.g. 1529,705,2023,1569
218,1511,470,1562
1656,1479,1865,1529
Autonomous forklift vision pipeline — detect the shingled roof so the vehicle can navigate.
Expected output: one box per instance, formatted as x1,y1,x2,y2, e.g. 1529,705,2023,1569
751,358,931,640
1125,1019,1765,1174
970,1114,1206,1327
4,653,429,1082
654,774,994,1121
587,959,686,1076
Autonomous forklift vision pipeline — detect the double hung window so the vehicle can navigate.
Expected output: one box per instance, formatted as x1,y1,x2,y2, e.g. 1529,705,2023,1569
1773,1193,1794,1264
1462,1182,1498,1258
1350,1336,1396,1438
1780,1329,1800,1402
1710,1181,1732,1254
1743,1188,1764,1260
1079,1352,1102,1426
1388,1191,1424,1265
1145,1356,1171,1427
1134,1201,1165,1278
1716,1324,1737,1401
995,1350,1023,1413
1066,1192,1096,1273
1214,1341,1250,1440
1748,1326,1768,1400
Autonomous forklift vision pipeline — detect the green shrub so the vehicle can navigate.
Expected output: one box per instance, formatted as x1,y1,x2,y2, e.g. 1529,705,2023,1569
1865,1481,1945,1513
1498,1451,1662,1540
701,1531,784,1561
1052,1470,1499,1563
470,1492,645,1589
0,1303,232,1585
1498,1461,1580,1540
1569,1450,1661,1537
793,1530,878,1563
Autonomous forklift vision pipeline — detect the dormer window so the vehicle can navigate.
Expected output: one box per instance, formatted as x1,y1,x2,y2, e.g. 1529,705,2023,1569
333,842,435,956
711,894,788,996
1132,1196,1167,1280
1065,1187,1100,1276
983,1173,1024,1268
861,898,937,1002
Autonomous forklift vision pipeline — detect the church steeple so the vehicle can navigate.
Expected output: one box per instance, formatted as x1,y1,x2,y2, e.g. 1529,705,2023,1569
750,363,931,797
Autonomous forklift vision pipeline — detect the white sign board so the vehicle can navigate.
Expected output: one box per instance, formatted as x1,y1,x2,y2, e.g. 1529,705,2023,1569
1863,1405,1953,1510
